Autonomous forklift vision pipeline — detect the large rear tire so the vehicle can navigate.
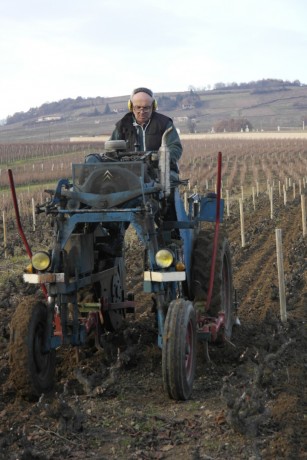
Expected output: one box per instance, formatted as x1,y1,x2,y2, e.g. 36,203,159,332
191,229,234,338
9,298,56,398
162,299,196,400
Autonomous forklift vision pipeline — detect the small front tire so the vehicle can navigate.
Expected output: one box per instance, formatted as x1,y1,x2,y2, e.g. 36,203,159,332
9,299,56,398
162,299,196,400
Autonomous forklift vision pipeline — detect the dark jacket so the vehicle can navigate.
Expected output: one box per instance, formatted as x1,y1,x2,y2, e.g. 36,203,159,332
111,111,182,171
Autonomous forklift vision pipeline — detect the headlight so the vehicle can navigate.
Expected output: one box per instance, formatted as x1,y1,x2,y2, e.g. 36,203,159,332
155,249,174,268
31,251,51,271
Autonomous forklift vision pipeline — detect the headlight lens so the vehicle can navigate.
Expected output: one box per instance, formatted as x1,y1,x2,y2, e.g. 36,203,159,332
31,251,51,271
155,249,174,268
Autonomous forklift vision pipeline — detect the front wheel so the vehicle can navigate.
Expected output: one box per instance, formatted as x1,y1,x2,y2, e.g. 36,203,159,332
9,298,56,398
162,299,196,400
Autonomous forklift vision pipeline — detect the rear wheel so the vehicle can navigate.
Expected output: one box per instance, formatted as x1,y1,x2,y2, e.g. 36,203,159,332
162,299,196,400
9,298,56,398
191,229,234,338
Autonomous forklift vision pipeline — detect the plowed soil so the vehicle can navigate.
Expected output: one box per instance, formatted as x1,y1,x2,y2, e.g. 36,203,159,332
0,190,306,460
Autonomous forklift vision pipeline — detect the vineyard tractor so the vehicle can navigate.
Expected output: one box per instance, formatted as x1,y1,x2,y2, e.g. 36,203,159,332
9,130,236,401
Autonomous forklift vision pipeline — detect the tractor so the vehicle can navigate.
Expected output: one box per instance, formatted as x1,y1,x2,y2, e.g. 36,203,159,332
8,129,235,401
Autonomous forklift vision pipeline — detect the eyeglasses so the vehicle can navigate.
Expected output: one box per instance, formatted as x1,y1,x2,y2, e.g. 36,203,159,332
133,105,152,113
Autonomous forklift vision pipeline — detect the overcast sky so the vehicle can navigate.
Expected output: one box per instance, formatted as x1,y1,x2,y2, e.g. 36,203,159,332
1,0,306,120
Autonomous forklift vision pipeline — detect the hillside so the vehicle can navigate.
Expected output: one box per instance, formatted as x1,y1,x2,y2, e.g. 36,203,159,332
1,82,307,143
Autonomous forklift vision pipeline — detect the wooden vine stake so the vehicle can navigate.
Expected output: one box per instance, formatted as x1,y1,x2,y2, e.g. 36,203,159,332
32,198,36,231
275,229,287,322
270,186,274,219
301,194,307,237
2,211,7,259
239,199,245,247
183,192,188,214
226,190,230,217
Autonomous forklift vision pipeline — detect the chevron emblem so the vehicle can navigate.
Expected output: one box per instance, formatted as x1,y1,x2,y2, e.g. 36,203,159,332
103,170,113,181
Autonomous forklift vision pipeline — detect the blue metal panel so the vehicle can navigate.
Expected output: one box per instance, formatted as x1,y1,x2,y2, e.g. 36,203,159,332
175,189,194,291
199,196,224,222
59,210,142,248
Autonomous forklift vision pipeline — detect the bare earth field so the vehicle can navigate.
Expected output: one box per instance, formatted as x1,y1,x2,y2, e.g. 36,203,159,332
0,143,306,459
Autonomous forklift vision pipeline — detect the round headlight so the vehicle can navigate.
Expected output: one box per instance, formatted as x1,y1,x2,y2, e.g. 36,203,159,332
155,249,174,268
32,251,51,271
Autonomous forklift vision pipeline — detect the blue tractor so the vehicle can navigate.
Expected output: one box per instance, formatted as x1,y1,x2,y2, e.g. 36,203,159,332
9,130,235,400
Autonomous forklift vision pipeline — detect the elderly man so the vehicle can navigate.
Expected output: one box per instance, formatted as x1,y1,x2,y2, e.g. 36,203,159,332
110,87,182,177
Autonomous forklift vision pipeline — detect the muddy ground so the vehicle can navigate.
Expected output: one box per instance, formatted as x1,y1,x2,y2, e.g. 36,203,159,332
0,191,306,460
